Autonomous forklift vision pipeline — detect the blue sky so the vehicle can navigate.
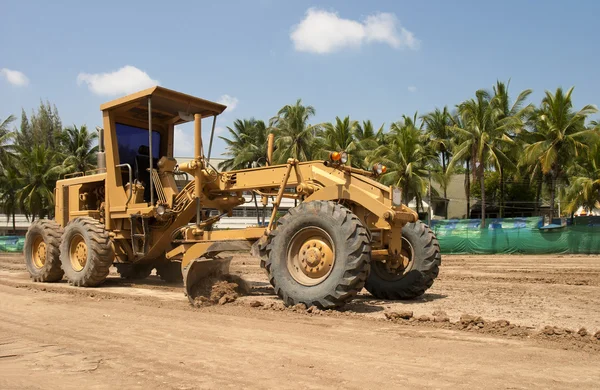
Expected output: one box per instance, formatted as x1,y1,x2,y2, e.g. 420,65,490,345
1,0,599,157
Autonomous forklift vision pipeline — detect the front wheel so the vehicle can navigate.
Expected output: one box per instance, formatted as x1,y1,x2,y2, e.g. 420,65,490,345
261,201,371,309
60,218,114,287
365,221,441,300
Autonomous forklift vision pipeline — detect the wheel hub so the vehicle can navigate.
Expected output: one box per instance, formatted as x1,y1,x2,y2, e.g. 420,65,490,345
69,235,88,272
287,227,335,286
374,237,415,281
32,236,47,269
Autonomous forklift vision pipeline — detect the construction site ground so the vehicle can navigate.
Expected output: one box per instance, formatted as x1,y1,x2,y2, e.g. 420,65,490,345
1,252,600,389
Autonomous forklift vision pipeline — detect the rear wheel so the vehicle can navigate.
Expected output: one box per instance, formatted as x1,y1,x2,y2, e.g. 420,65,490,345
60,218,114,287
24,220,64,282
260,201,371,309
365,221,441,300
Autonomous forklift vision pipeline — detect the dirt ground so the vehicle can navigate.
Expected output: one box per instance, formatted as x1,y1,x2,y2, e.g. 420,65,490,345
1,252,600,389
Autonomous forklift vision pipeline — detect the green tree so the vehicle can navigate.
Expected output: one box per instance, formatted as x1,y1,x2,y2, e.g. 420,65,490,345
491,81,533,217
219,118,269,170
0,165,21,233
374,114,436,208
423,107,452,173
16,145,63,220
28,100,62,150
321,116,358,165
355,120,384,170
0,115,16,168
449,90,515,227
270,99,320,163
60,125,99,173
522,87,598,218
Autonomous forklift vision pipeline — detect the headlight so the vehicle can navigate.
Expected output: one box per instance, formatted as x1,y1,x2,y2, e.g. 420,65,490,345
156,204,166,215
340,152,348,164
392,187,402,206
373,163,386,175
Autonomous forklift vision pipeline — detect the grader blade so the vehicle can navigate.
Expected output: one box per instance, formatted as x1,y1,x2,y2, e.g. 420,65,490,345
183,257,232,303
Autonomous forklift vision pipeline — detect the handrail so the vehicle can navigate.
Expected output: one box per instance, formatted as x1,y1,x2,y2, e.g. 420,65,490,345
116,163,133,205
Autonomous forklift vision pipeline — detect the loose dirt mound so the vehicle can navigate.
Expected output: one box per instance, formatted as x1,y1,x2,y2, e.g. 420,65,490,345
384,310,600,351
190,274,250,307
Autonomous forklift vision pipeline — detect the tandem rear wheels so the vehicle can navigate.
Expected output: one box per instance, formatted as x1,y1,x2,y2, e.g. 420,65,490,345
259,202,442,309
25,217,114,287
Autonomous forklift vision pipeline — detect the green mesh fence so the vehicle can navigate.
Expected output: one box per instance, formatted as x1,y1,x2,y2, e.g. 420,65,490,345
0,236,25,253
431,217,600,254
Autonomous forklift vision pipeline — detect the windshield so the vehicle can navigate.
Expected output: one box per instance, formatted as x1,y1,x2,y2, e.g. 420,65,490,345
115,123,161,167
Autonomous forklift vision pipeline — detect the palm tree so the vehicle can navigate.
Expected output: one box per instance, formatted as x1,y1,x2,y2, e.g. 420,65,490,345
219,118,269,170
374,114,436,208
449,90,515,228
16,145,63,220
0,165,21,233
423,107,452,217
60,125,98,173
270,99,320,163
491,81,533,217
355,120,384,170
321,116,358,165
563,140,600,215
448,111,472,218
423,107,452,173
522,87,598,218
0,115,16,168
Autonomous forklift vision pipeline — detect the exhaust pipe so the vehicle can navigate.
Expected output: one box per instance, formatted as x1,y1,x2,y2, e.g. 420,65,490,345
96,126,106,170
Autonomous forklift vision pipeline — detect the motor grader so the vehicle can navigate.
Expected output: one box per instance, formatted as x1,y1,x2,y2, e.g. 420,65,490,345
23,86,441,309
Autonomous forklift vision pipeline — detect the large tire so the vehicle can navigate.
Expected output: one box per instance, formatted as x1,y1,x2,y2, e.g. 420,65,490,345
60,217,114,287
24,219,64,282
156,260,183,283
260,201,371,309
365,221,441,300
115,263,153,280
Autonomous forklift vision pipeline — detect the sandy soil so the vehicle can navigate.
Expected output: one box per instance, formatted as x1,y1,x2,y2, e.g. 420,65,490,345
1,252,600,389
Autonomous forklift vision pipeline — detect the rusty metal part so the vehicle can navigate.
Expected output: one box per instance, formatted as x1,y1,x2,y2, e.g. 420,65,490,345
286,227,335,286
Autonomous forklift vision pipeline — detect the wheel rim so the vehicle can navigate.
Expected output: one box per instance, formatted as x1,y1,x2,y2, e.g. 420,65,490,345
32,235,47,269
373,236,415,281
286,227,335,286
69,234,88,272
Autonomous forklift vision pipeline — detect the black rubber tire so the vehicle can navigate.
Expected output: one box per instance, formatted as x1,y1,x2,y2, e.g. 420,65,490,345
24,219,64,282
260,200,371,309
155,260,183,283
365,221,441,300
60,217,114,287
115,263,153,280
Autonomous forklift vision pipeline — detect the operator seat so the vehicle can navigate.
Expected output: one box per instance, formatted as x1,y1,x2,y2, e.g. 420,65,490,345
135,145,158,202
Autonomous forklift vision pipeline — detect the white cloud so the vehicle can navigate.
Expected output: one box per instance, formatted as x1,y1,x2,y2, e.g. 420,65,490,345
290,8,419,54
408,86,417,93
0,68,29,86
77,65,158,96
174,126,194,157
217,95,239,113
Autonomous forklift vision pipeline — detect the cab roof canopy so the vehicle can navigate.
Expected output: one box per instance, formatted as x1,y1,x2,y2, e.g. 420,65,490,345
100,86,227,125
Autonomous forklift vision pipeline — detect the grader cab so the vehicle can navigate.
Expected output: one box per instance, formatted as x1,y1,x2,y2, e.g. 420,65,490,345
24,86,441,309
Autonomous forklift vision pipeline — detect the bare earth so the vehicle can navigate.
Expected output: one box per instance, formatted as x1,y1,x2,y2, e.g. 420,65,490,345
1,253,600,389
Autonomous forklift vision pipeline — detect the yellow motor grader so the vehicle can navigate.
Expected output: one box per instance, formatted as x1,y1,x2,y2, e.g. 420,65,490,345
23,87,441,309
